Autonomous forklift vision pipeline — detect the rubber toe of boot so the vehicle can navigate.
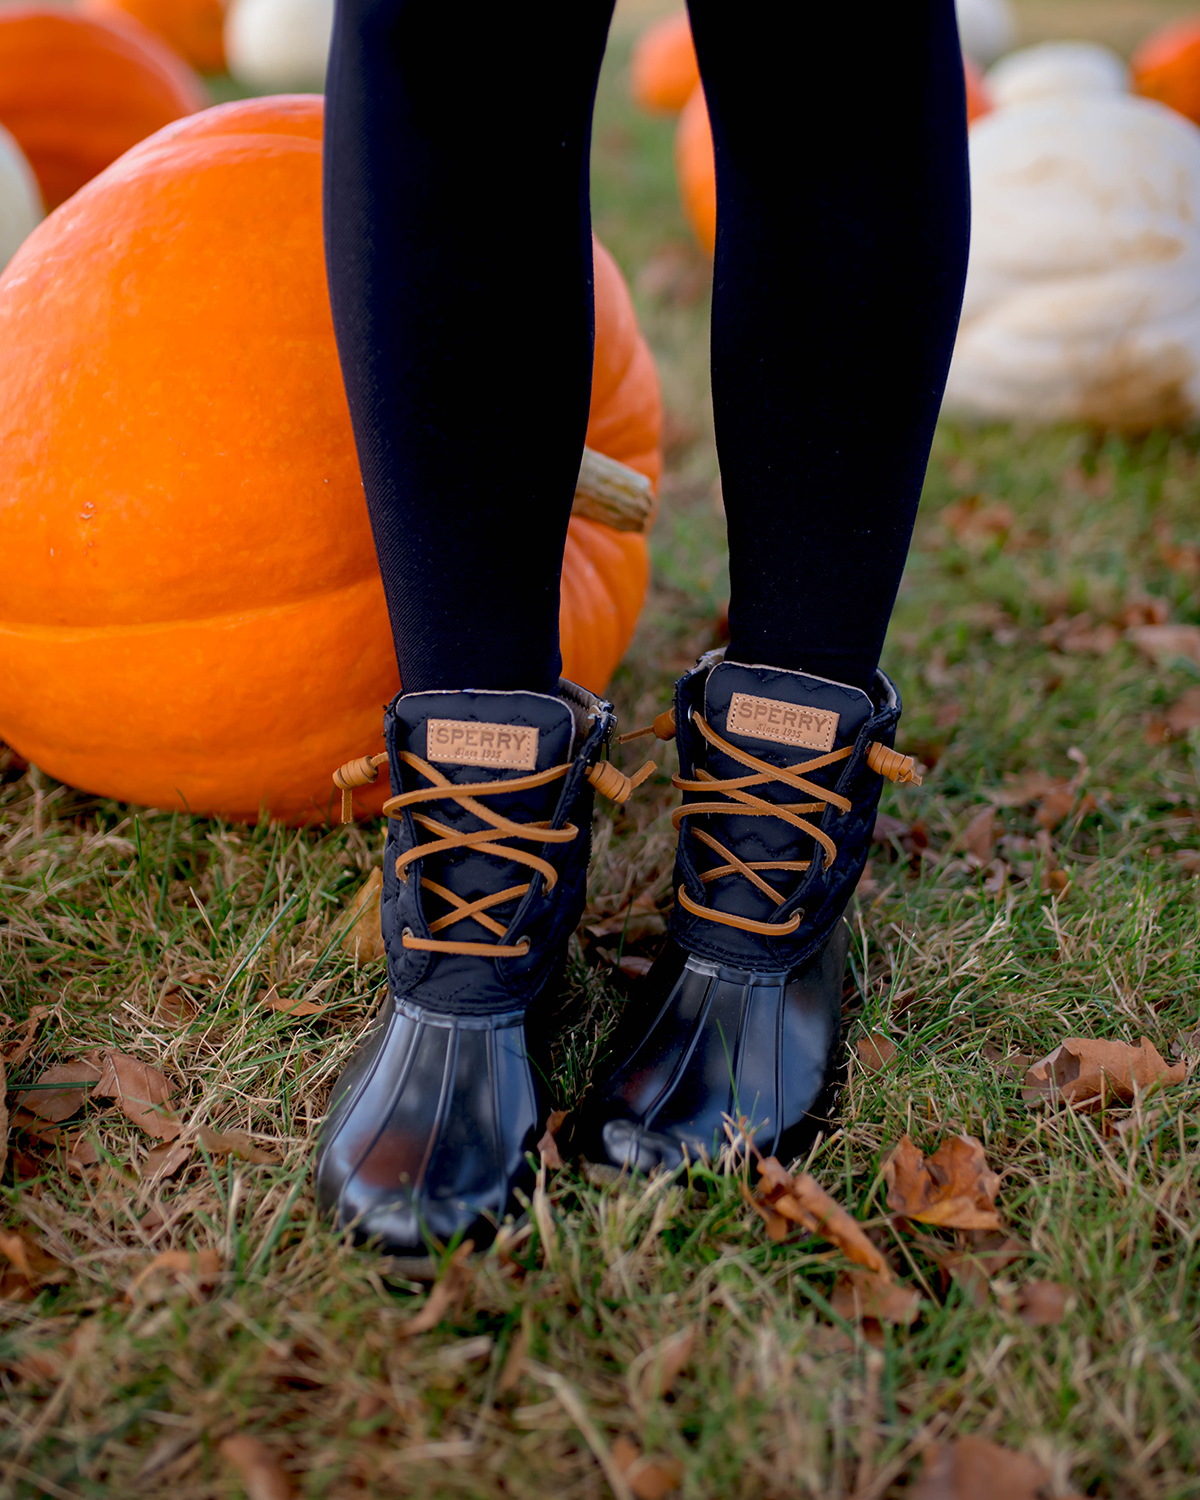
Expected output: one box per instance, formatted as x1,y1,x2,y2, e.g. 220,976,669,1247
579,918,849,1174
315,1000,543,1253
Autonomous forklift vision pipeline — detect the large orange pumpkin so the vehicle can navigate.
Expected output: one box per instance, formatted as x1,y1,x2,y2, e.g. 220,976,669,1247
630,10,698,114
675,61,993,256
1132,18,1200,125
0,96,659,825
0,8,206,210
82,0,227,75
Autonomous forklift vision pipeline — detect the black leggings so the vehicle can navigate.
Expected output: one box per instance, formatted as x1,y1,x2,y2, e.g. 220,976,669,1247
324,3,970,698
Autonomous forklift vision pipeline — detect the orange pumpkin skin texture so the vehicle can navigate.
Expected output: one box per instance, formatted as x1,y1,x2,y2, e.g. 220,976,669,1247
631,11,699,114
0,96,659,824
0,7,206,210
675,56,991,256
82,0,227,76
1133,19,1200,125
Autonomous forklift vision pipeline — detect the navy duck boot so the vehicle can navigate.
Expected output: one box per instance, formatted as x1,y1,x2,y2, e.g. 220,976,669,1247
316,680,630,1253
576,651,920,1173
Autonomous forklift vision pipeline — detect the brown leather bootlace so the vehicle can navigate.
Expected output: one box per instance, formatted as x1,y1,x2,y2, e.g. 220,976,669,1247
332,747,654,959
621,707,921,938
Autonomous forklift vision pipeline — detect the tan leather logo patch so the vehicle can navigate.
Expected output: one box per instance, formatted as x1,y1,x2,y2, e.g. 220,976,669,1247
726,692,839,753
425,719,539,771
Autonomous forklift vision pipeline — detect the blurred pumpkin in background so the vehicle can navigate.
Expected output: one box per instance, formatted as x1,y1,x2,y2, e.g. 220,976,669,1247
224,0,333,91
1132,17,1200,126
630,10,697,113
0,7,206,209
0,119,41,270
82,0,228,75
0,97,660,824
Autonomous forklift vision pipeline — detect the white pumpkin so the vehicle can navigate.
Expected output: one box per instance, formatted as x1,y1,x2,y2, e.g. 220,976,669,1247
224,0,333,90
944,95,1200,428
955,0,1015,66
986,41,1128,108
0,122,41,272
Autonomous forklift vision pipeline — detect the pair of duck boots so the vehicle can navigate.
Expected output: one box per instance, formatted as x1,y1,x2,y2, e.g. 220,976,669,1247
315,651,919,1253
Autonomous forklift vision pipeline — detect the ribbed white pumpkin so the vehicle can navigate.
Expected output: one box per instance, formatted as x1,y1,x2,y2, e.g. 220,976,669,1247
944,95,1200,428
224,0,332,90
986,41,1127,108
955,0,1015,66
0,122,41,273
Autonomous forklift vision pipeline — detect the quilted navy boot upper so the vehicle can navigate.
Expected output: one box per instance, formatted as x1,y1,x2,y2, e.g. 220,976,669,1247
577,653,915,1173
317,681,613,1252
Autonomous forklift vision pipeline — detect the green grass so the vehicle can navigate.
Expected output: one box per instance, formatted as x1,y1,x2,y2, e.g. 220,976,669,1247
4,10,1200,1499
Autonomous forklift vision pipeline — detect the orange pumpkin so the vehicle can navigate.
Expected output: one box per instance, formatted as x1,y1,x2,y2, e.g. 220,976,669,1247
0,8,206,210
630,10,699,114
675,58,993,256
1132,18,1200,125
0,96,660,825
82,0,227,75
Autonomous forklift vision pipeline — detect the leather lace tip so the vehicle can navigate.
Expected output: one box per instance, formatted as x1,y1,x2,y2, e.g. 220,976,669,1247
587,758,655,803
866,743,923,786
617,707,676,745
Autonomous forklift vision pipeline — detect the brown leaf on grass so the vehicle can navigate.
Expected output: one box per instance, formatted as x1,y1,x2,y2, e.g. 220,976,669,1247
495,1324,528,1396
930,1232,1028,1309
396,1242,474,1337
1039,612,1120,656
884,1134,1003,1231
612,1436,683,1500
1035,786,1078,830
1,1006,49,1067
1172,1027,1200,1060
1016,1280,1072,1326
9,1108,99,1171
341,867,385,962
1175,850,1200,874
940,496,1015,548
856,1034,897,1073
831,1268,921,1328
197,1126,280,1163
94,1050,180,1140
873,811,911,843
632,1325,695,1401
141,1140,192,1181
988,771,1064,808
911,1434,1081,1500
1165,686,1200,735
155,989,198,1027
127,1248,222,1303
750,1157,891,1277
0,1229,70,1298
1128,623,1200,668
537,1110,568,1170
219,1434,293,1500
1023,1036,1186,1110
263,988,329,1019
981,1045,1034,1078
0,1053,6,1183
960,806,995,862
16,1059,104,1123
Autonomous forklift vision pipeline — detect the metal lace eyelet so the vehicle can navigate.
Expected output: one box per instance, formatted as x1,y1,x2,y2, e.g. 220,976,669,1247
515,937,530,954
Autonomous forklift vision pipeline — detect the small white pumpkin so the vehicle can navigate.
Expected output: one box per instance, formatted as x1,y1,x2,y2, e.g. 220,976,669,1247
955,0,1016,67
986,41,1128,108
224,0,333,91
0,121,42,272
944,94,1200,428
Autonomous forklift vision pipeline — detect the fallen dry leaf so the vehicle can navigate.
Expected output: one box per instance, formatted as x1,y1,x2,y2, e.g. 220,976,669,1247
1175,850,1200,874
495,1324,528,1396
141,1140,192,1181
127,1248,222,1302
9,1108,99,1170
1165,686,1200,735
633,1325,695,1401
1172,1027,1200,1060
884,1134,1003,1231
155,988,198,1027
0,1052,6,1183
873,811,912,843
1035,786,1078,831
1,1006,49,1067
928,1232,1028,1309
1016,1280,1072,1326
94,1050,180,1140
396,1242,474,1337
1128,623,1200,668
0,1229,70,1299
831,1268,921,1328
1023,1036,1186,1110
263,988,330,1019
1040,612,1120,655
981,1045,1034,1078
961,806,996,862
197,1126,280,1164
219,1434,293,1500
750,1157,891,1277
856,1034,897,1073
911,1434,1081,1500
537,1109,568,1170
988,771,1065,808
341,867,385,962
940,495,1015,548
612,1436,683,1500
16,1059,104,1123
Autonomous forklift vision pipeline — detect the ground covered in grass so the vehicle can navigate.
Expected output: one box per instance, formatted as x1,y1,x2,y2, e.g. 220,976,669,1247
4,5,1200,1498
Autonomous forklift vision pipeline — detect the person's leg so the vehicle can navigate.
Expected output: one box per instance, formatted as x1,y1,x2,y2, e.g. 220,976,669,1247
317,0,616,1253
703,3,970,692
323,0,615,696
580,2,969,1171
